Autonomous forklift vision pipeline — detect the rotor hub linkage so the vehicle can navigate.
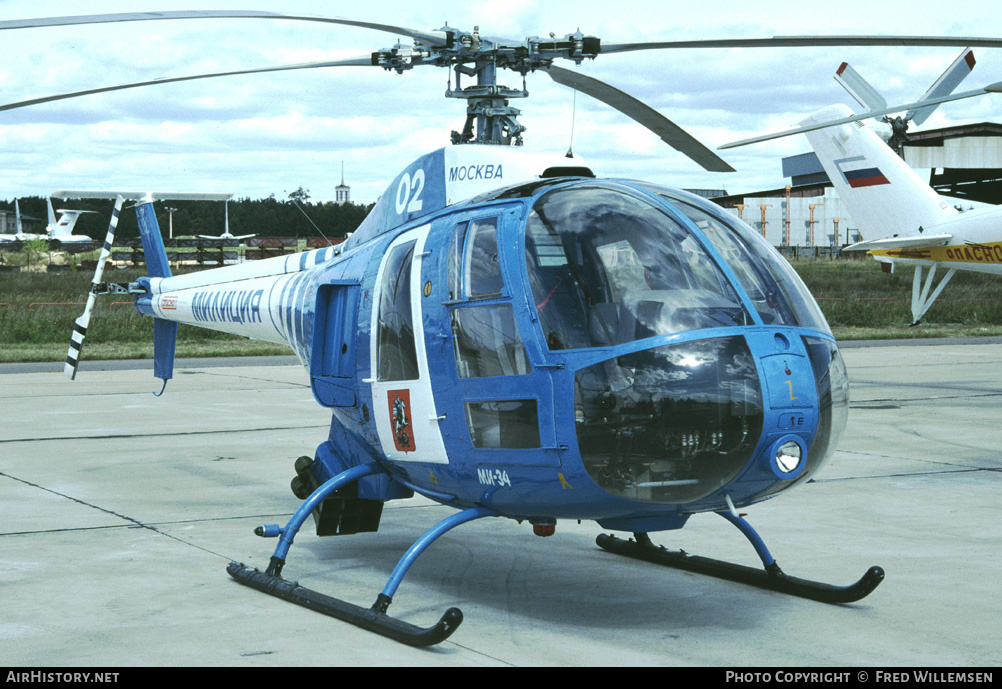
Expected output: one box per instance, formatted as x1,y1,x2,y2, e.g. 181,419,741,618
371,27,599,146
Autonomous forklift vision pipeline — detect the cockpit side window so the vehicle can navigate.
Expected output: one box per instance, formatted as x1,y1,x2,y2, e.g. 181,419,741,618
446,216,504,300
445,215,531,379
452,304,531,378
376,240,419,381
660,196,831,334
524,185,750,350
442,213,538,449
447,221,468,301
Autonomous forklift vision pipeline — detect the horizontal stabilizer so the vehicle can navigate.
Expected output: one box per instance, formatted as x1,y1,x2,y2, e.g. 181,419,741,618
843,234,953,251
51,190,233,201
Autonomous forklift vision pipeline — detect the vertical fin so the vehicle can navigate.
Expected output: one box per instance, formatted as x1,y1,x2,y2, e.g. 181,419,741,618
135,196,173,279
802,104,957,241
133,195,176,389
153,318,178,390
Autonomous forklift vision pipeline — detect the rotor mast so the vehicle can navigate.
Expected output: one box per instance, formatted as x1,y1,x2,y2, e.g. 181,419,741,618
448,55,527,145
371,25,600,146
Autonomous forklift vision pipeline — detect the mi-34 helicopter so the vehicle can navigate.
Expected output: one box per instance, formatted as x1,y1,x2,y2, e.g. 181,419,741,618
7,10,1000,646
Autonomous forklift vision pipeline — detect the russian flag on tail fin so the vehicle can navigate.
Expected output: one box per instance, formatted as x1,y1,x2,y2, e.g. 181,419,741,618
803,104,957,240
840,164,891,188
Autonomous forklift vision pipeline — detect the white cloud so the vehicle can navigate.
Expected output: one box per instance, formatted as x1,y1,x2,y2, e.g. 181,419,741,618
1,0,1001,202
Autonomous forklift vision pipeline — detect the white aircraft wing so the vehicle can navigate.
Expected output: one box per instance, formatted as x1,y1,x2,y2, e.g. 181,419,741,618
843,234,954,251
51,191,234,201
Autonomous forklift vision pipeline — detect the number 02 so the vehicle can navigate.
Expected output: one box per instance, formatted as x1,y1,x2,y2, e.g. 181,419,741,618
395,169,425,215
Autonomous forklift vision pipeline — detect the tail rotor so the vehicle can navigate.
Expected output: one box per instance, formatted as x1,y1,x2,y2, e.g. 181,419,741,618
64,195,124,380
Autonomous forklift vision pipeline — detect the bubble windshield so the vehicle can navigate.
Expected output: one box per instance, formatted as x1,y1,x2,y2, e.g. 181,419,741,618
641,187,831,334
576,336,763,504
523,185,751,350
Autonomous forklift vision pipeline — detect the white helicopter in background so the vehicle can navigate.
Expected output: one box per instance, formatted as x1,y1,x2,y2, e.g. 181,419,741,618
722,50,1002,324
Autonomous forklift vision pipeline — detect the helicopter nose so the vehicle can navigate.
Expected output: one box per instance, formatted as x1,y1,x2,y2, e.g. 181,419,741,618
574,335,764,506
570,331,847,509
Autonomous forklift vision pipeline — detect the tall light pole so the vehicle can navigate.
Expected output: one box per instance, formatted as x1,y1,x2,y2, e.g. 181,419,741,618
166,207,178,240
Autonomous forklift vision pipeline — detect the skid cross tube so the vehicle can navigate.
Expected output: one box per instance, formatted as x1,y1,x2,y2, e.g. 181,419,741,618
268,462,385,575
227,462,499,646
373,505,498,613
596,511,884,604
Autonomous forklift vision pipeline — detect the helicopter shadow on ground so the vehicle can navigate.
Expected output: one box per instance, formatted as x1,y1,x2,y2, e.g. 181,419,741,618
287,501,789,640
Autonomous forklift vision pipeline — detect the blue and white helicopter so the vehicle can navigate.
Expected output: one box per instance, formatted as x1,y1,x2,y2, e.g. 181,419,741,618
9,10,994,646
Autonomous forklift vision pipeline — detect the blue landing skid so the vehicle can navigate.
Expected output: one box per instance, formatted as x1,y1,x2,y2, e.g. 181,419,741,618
596,511,884,604
227,463,498,646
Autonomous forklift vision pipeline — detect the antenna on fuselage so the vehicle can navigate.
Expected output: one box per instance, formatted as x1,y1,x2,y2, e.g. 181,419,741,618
566,90,577,158
284,188,333,247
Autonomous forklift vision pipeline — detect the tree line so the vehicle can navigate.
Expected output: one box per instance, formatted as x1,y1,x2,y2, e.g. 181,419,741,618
0,190,374,241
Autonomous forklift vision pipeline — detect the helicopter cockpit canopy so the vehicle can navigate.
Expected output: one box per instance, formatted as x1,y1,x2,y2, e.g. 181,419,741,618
523,183,829,352
525,184,751,351
517,182,845,506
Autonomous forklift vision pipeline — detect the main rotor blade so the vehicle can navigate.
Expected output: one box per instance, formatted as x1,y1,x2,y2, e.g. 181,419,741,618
602,35,1002,53
718,81,1002,150
0,11,450,47
0,56,375,113
542,65,735,173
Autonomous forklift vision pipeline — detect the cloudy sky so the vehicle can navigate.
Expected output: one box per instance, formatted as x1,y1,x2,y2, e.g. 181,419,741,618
2,0,1002,204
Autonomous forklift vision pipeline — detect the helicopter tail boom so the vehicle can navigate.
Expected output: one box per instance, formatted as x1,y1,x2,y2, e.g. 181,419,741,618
128,195,345,385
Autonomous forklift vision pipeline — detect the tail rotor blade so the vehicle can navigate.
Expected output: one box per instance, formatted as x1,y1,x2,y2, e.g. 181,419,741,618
64,196,124,380
908,48,976,126
834,62,887,113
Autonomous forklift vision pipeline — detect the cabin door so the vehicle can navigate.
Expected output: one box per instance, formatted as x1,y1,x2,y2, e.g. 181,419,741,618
369,225,450,464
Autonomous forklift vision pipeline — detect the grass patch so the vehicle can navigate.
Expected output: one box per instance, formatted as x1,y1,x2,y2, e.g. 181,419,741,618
0,268,292,362
1,257,1001,365
0,340,292,364
790,257,1002,337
